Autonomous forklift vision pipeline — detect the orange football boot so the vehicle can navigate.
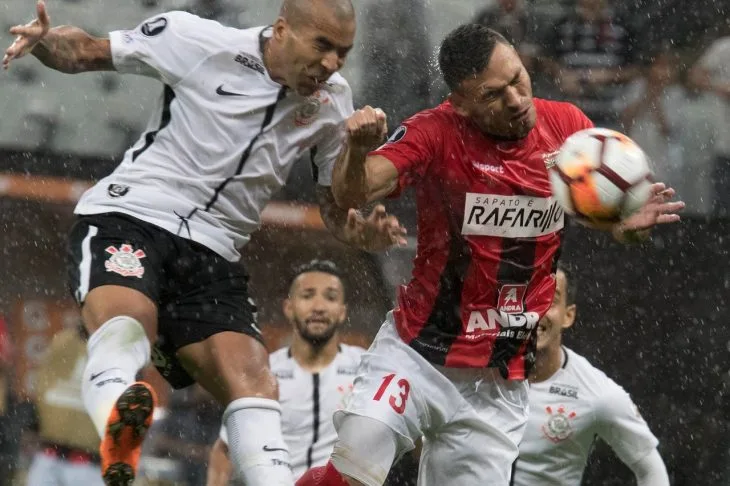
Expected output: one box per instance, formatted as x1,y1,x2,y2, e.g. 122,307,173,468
100,382,157,486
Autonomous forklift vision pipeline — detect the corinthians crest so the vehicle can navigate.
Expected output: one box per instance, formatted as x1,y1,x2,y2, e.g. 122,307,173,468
542,405,577,443
105,244,146,278
294,90,330,127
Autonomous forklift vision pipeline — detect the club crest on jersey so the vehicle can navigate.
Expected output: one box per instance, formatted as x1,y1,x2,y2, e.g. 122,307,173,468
498,284,527,313
542,405,577,443
105,244,146,278
295,91,329,127
542,150,560,169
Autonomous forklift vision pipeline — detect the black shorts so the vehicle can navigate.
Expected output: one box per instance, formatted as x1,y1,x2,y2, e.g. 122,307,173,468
66,212,262,389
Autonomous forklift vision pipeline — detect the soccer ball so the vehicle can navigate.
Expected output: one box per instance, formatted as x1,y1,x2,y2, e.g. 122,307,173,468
548,128,653,229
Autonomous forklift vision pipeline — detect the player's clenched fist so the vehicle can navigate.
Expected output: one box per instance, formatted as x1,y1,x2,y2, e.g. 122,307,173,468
346,106,388,153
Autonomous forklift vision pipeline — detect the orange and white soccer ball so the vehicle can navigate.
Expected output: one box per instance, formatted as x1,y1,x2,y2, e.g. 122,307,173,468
549,128,654,229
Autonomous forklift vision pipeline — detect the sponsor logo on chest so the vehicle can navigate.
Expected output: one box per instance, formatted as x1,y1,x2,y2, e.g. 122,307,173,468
462,193,564,238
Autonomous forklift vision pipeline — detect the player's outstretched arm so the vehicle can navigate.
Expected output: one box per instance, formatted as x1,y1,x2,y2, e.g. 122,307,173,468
3,0,113,73
205,438,233,486
317,186,407,252
332,106,400,209
627,449,670,486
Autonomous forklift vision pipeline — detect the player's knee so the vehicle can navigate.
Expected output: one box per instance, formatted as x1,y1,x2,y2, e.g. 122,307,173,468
331,415,400,486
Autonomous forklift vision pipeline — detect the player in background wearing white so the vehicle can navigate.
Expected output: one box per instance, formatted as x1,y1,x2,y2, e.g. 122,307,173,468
3,1,405,485
206,260,365,484
512,267,669,486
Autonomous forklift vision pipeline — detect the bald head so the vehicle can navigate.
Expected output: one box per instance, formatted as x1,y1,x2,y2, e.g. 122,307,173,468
280,0,355,27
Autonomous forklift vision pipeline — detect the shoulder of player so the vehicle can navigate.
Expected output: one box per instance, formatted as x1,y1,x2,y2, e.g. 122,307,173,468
154,12,261,54
395,103,459,135
564,348,627,408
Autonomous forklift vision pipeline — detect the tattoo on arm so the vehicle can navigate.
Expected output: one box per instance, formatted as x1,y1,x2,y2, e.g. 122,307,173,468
32,26,113,73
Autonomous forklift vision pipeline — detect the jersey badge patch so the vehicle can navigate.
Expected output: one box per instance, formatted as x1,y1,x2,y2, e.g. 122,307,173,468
542,405,577,443
141,17,167,37
105,244,146,278
498,284,527,313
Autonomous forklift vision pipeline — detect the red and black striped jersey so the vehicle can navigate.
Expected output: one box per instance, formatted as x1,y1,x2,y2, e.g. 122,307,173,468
372,98,593,380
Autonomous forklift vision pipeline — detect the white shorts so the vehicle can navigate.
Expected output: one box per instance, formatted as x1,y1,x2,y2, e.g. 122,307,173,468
333,314,529,486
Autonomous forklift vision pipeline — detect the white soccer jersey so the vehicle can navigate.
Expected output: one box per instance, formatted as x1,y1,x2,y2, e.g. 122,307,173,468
512,347,659,486
75,11,354,261
221,344,365,479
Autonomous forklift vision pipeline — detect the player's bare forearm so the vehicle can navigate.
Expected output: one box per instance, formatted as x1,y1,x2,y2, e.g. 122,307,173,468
332,143,371,208
332,147,399,209
206,438,233,486
31,26,113,74
317,185,356,245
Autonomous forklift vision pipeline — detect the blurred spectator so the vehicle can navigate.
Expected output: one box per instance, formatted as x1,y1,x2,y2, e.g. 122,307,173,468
25,326,104,486
0,316,25,486
185,0,243,28
473,0,539,73
140,385,222,486
542,0,640,127
688,33,730,219
619,49,684,186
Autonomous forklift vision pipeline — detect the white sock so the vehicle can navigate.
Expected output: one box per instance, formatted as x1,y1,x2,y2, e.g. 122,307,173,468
223,397,294,486
82,316,151,437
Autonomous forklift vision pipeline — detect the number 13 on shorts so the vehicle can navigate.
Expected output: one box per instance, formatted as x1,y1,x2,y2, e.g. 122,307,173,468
373,373,411,414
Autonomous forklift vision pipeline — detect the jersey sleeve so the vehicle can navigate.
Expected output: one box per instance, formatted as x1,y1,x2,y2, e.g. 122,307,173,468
369,112,441,196
109,11,213,85
311,84,355,187
594,385,659,466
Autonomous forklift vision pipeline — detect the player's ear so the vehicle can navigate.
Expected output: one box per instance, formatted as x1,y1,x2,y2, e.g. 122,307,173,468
272,17,289,41
563,304,577,330
283,298,294,321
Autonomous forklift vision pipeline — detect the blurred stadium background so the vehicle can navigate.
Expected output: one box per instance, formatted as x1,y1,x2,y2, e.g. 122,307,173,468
0,0,728,484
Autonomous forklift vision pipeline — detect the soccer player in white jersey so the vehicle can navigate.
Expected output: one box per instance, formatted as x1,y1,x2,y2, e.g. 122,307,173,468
206,260,365,484
512,267,669,486
3,2,406,485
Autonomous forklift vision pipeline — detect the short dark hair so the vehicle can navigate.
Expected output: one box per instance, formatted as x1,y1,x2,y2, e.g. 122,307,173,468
556,265,577,306
290,259,345,292
438,24,510,92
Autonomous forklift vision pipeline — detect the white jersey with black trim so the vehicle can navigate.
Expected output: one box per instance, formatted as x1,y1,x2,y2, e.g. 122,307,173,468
74,11,354,261
512,347,659,486
220,344,365,479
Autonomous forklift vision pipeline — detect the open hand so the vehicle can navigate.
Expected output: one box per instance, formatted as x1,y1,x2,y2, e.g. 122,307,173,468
344,205,407,252
3,0,50,70
614,183,684,240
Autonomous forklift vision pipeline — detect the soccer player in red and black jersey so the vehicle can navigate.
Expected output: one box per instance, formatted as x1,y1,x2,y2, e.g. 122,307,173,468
297,24,683,486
